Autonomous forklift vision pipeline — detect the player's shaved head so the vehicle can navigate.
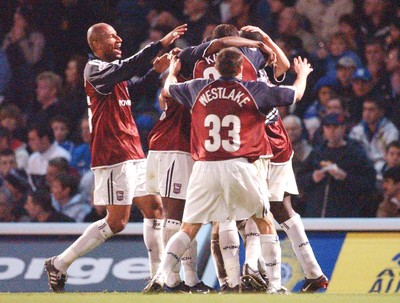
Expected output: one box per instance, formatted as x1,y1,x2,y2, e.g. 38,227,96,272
87,23,111,52
216,47,243,78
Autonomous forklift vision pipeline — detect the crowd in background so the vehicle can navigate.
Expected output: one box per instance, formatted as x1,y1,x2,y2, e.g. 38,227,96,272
0,0,399,222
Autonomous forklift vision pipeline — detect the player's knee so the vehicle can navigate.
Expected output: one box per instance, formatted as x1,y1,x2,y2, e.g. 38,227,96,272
107,219,128,233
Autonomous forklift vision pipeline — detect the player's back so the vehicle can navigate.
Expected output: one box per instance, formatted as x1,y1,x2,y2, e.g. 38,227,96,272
190,79,270,162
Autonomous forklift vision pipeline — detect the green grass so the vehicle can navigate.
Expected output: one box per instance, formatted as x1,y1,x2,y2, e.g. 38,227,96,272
0,293,398,303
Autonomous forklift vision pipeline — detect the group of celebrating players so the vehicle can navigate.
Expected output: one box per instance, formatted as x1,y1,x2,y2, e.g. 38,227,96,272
44,21,329,295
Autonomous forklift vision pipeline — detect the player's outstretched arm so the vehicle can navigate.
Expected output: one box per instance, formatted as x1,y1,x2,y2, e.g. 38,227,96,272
163,55,181,97
160,24,187,48
241,25,290,77
292,56,313,101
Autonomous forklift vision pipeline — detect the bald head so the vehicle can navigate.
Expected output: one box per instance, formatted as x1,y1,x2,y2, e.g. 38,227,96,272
87,23,122,61
87,23,110,51
283,114,303,144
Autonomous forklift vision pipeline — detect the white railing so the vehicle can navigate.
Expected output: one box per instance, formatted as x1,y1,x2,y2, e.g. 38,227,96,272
1,218,399,235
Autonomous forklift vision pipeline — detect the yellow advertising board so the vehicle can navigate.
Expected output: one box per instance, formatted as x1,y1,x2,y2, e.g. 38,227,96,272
328,232,400,294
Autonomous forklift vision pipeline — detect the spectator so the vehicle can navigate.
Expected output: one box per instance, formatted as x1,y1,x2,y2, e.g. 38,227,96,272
26,71,65,129
2,5,47,110
295,0,354,44
311,97,350,147
0,126,28,171
349,97,399,174
377,140,400,189
181,0,216,46
385,43,400,129
376,166,400,217
0,187,17,222
0,104,27,150
46,157,79,189
0,149,17,182
4,169,31,221
338,14,365,55
297,113,377,217
347,67,374,124
26,125,71,190
278,7,318,55
70,116,91,177
314,32,363,79
283,114,312,172
385,18,400,48
334,56,357,100
358,0,395,39
50,173,91,222
50,116,74,154
303,76,337,140
227,0,260,32
24,189,75,222
364,38,392,101
265,0,292,39
60,55,87,133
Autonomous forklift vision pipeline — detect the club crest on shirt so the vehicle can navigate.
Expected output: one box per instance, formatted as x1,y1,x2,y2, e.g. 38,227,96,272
173,183,182,194
116,191,124,201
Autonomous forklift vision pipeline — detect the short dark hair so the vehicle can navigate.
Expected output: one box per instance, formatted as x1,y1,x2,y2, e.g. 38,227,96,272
28,124,54,142
0,148,15,158
239,30,262,42
48,157,70,173
54,173,79,197
216,47,243,78
212,24,239,39
30,189,54,212
386,140,400,152
383,166,400,183
363,96,387,112
50,115,71,128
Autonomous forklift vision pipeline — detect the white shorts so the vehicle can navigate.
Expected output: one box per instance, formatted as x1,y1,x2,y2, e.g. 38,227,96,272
93,160,147,205
268,159,299,202
146,151,193,199
183,158,269,224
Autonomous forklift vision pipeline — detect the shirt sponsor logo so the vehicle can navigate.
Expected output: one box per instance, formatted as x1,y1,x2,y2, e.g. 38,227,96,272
119,99,132,107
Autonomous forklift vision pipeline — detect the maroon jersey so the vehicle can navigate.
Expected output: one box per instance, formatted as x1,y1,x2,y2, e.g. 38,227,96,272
148,97,191,152
84,42,164,167
266,116,294,163
86,80,144,167
193,53,258,81
191,80,270,161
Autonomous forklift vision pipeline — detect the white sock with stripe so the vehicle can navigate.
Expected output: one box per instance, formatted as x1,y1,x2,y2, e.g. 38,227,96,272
281,214,323,279
55,218,113,272
143,218,164,278
219,220,240,287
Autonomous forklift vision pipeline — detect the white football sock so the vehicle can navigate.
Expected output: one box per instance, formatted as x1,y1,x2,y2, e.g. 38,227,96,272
219,220,240,287
260,234,281,289
244,218,261,270
281,214,323,279
182,239,200,286
158,231,191,285
163,219,182,286
143,218,164,278
55,218,113,272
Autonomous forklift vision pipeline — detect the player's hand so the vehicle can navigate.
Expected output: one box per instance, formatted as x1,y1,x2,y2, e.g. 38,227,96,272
293,56,313,76
169,55,181,76
153,53,170,73
160,24,187,48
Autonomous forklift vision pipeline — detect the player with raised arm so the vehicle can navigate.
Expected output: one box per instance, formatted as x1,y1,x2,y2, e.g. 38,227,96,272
146,29,278,293
44,22,187,292
241,25,329,293
143,47,313,293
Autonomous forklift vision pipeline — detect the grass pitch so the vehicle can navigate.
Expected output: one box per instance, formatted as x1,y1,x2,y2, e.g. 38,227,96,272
0,293,398,303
